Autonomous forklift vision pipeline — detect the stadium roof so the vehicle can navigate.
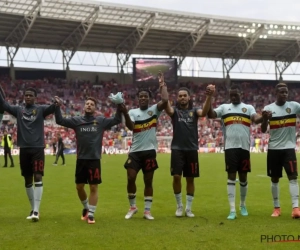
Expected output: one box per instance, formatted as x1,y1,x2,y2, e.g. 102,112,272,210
1,0,300,74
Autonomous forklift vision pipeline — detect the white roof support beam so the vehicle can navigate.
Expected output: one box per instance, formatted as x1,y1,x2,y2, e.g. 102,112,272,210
222,26,264,75
275,40,300,80
116,13,156,69
5,0,42,62
61,6,100,66
169,21,210,69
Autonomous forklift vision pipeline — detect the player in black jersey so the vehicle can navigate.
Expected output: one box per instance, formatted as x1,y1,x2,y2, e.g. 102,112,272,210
0,86,57,222
165,85,215,217
54,96,126,224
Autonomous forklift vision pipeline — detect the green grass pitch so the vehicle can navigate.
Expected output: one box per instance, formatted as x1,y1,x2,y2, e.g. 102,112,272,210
0,153,300,250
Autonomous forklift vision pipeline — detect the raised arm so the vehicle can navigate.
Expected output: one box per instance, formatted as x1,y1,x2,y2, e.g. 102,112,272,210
118,104,134,131
156,71,169,111
54,105,77,128
54,97,78,128
43,103,56,118
101,105,123,130
0,85,19,117
196,84,215,117
207,106,217,119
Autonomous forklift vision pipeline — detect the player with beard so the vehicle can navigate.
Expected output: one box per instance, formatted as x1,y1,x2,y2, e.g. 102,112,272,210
54,96,125,224
262,83,300,219
122,71,168,220
207,84,268,220
0,86,57,222
164,85,215,218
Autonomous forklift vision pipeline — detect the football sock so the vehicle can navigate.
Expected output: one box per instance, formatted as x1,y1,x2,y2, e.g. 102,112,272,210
144,196,153,211
128,193,136,207
81,198,89,209
25,184,34,211
88,205,96,217
271,182,280,208
227,179,236,212
186,194,194,211
174,192,183,207
289,179,299,208
240,181,248,207
33,182,43,213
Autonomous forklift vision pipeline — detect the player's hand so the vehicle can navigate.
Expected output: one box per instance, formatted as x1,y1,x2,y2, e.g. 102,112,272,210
53,96,63,106
206,84,215,96
262,110,272,121
158,71,166,88
117,103,128,114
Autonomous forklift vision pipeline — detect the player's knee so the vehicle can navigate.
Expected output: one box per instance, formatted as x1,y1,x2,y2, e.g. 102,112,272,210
288,175,297,181
238,173,247,182
33,174,42,182
127,172,137,183
227,173,236,181
24,176,33,186
271,177,280,183
186,177,194,184
76,184,85,191
173,175,181,183
89,184,98,193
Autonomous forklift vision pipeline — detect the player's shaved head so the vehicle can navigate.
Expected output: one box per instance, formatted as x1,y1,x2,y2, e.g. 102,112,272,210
229,84,241,92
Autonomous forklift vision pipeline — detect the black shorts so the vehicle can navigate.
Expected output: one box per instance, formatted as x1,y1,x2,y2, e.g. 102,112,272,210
124,150,158,174
76,159,102,185
267,149,297,178
20,148,45,177
225,148,251,173
171,150,199,178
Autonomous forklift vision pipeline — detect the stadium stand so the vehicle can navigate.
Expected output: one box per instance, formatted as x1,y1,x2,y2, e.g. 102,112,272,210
2,73,300,154
1,0,300,154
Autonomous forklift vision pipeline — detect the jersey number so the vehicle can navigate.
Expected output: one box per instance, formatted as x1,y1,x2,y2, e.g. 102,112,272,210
190,162,197,174
233,116,243,124
289,160,297,173
89,168,100,181
242,159,250,171
145,159,156,170
34,160,44,172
